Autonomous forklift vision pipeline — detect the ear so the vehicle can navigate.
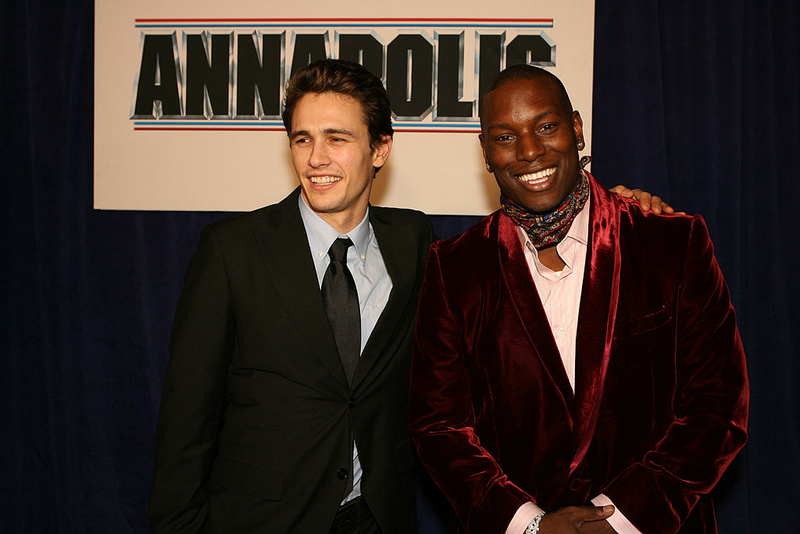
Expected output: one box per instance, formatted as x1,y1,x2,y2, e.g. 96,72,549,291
478,133,491,172
572,110,585,146
371,134,393,169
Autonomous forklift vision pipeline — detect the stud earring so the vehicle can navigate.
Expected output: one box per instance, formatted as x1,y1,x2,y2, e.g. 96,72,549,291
577,140,585,150
485,163,492,172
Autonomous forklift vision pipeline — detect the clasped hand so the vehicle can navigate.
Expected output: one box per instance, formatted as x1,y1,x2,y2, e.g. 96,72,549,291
537,505,615,533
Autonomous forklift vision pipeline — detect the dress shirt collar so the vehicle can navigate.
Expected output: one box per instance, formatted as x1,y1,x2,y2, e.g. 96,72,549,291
298,193,372,266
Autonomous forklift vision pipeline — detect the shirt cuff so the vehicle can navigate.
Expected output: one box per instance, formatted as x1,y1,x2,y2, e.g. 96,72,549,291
591,494,642,534
506,501,545,534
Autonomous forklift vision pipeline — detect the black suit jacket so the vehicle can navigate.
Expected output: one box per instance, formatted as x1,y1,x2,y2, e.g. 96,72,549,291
149,189,434,533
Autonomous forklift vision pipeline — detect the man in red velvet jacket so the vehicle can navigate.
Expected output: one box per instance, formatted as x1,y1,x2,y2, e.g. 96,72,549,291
408,65,748,534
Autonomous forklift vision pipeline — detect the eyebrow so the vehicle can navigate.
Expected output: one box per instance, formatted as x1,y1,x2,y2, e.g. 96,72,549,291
484,109,561,130
290,127,356,140
324,127,355,136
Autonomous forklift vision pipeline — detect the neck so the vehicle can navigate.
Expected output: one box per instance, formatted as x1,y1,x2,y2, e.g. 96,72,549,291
318,210,367,234
537,245,566,272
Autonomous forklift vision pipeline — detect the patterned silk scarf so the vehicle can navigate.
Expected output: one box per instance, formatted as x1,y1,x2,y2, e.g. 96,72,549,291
501,170,589,249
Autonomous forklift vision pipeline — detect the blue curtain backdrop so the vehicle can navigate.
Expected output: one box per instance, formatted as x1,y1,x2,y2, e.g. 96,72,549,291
2,0,798,531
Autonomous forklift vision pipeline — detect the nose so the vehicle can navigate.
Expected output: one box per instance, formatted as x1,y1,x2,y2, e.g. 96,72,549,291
516,133,545,162
308,140,330,167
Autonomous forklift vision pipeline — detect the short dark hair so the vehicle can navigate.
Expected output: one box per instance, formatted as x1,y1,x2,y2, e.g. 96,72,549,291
479,64,574,125
282,59,394,151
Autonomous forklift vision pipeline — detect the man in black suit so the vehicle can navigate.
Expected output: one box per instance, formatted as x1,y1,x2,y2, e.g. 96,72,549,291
149,59,434,533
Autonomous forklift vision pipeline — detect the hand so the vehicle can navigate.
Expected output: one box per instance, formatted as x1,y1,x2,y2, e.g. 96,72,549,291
609,185,684,215
579,519,615,533
537,505,614,533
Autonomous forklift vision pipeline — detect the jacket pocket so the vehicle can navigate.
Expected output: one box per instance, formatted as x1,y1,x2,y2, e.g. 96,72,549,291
218,419,287,465
613,305,672,339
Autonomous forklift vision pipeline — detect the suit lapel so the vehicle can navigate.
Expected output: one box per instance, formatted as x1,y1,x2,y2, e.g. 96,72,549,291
497,213,575,422
252,189,349,390
350,207,418,390
570,177,621,473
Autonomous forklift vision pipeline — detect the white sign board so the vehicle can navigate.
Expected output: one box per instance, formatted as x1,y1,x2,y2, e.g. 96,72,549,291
95,1,595,214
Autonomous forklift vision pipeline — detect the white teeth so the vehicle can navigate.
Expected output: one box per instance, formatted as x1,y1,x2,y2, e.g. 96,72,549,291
310,176,342,184
517,167,556,184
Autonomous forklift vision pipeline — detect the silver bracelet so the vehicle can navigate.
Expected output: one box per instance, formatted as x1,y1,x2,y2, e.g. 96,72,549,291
524,511,546,534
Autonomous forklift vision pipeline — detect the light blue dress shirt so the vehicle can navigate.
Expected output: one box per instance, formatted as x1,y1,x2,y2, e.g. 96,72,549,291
298,194,393,504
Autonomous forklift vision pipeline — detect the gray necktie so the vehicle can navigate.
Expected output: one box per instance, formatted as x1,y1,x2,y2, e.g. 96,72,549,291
321,238,361,384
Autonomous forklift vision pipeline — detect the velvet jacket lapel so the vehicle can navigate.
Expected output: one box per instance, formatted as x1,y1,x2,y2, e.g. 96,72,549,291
251,188,349,390
571,177,621,473
496,175,623,472
497,213,575,425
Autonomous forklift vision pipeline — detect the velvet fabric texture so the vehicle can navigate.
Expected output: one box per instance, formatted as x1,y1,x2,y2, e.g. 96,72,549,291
408,175,748,534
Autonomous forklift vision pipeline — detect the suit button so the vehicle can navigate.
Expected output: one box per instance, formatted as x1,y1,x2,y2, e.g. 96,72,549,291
348,398,356,408
337,468,349,480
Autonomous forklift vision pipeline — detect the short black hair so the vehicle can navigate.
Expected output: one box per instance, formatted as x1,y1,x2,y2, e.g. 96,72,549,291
479,64,574,126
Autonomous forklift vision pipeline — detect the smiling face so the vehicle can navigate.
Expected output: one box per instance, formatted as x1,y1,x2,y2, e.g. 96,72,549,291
290,91,392,233
479,76,584,213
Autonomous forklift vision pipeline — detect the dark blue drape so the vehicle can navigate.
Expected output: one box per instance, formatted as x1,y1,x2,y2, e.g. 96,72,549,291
2,0,798,531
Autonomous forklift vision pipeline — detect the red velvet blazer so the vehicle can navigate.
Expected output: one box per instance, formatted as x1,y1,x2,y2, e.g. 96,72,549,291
408,176,748,534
